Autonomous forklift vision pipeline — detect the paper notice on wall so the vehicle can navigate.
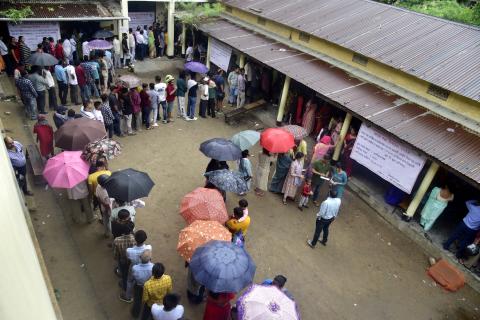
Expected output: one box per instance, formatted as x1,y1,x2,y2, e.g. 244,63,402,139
8,22,60,51
129,12,155,30
210,38,232,72
350,124,426,194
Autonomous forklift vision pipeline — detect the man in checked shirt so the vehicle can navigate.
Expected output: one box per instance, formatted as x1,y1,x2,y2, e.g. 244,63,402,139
113,224,135,296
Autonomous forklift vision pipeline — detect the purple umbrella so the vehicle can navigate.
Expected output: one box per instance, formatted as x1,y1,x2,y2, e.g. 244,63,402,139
88,39,113,50
185,62,209,74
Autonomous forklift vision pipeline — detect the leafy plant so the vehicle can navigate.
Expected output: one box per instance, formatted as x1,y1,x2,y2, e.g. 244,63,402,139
175,2,223,46
0,6,34,23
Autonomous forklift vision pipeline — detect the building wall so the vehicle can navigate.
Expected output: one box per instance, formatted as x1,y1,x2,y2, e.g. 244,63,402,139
224,6,480,123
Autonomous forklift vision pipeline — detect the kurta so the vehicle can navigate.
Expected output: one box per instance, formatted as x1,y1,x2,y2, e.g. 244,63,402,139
282,160,303,198
302,100,317,135
331,170,348,198
255,152,275,191
420,187,453,231
238,158,253,191
33,123,54,157
269,153,293,193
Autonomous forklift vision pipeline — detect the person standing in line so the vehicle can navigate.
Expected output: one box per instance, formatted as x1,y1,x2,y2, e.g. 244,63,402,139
43,67,57,110
154,76,168,124
203,291,235,320
113,223,135,299
140,83,152,130
100,94,115,138
113,35,121,69
238,150,252,195
120,88,135,136
131,250,154,318
199,77,209,118
69,35,77,62
54,39,64,62
282,152,305,205
82,39,90,61
255,148,276,197
87,56,101,97
307,189,341,248
121,33,130,67
66,179,94,223
54,60,68,105
81,59,99,98
141,263,173,320
148,26,156,59
95,174,112,237
185,43,193,62
108,86,123,137
147,83,160,127
16,70,38,120
311,154,331,207
28,66,49,115
62,37,72,63
4,136,33,196
227,66,239,107
158,27,166,57
226,207,251,236
75,61,88,104
186,75,198,121
0,35,13,76
151,294,184,320
135,28,145,61
269,153,293,194
130,86,142,131
128,28,136,62
98,53,109,93
33,115,54,159
18,36,31,67
9,37,20,68
330,162,348,199
420,185,454,232
236,68,246,109
165,75,176,123
207,77,217,118
64,60,79,105
214,69,225,114
176,71,187,119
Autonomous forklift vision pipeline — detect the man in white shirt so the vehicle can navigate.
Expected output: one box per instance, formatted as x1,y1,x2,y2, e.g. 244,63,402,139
69,36,77,61
151,293,184,320
64,61,79,105
42,67,57,110
112,35,121,68
154,75,167,123
63,38,72,62
185,44,193,62
307,189,341,248
82,40,90,60
128,28,136,62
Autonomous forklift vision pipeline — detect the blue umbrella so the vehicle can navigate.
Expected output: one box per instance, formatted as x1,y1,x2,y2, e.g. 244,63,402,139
231,130,261,151
204,169,248,194
185,61,209,74
200,138,242,161
190,240,256,292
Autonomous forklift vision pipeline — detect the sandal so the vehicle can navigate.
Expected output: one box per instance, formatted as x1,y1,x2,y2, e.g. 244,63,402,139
282,199,287,205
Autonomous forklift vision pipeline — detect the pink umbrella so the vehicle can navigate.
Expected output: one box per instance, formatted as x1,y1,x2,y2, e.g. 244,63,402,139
43,151,90,188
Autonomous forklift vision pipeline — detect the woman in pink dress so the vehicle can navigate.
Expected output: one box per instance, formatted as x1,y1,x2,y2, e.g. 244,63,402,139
282,152,305,204
302,97,317,136
312,136,334,162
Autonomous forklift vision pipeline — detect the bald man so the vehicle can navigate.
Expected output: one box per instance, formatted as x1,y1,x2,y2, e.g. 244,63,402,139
126,250,154,317
4,136,33,195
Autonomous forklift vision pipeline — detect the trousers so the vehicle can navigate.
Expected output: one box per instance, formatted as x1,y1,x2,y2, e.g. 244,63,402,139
311,217,334,245
443,221,478,258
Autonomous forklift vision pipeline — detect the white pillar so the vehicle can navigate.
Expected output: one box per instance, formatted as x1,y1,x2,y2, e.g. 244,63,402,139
206,36,212,69
239,53,246,68
181,23,186,55
276,76,291,125
405,161,440,217
332,113,353,161
118,0,129,37
167,0,175,57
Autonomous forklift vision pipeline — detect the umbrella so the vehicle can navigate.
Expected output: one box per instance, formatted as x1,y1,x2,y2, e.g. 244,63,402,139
190,240,256,292
236,285,301,320
82,139,122,165
88,39,113,50
185,61,209,74
180,187,228,225
200,138,242,161
116,75,142,89
204,169,248,194
280,125,307,140
231,130,260,151
177,220,232,262
93,29,114,39
54,117,107,151
260,128,295,153
27,52,58,67
42,151,90,188
104,168,154,202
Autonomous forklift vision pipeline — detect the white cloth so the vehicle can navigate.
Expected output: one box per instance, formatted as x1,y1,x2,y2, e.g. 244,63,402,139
317,196,341,220
110,205,136,224
63,39,72,59
154,83,167,102
0,40,8,55
200,83,208,100
128,33,136,48
82,41,90,57
43,70,55,88
135,31,144,44
93,109,104,123
185,46,193,62
64,65,78,85
70,38,77,53
66,181,89,200
113,38,121,54
151,304,184,320
187,79,197,90
126,244,153,266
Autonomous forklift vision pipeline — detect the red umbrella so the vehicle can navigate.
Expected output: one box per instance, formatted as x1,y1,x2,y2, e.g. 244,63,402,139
260,128,295,153
180,187,228,225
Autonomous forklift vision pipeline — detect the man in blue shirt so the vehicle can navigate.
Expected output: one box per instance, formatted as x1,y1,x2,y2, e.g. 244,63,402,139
443,200,480,258
307,189,341,248
54,60,68,105
4,136,33,195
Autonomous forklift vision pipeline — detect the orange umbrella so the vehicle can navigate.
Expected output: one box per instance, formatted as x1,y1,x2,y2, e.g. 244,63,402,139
180,187,228,225
177,220,232,262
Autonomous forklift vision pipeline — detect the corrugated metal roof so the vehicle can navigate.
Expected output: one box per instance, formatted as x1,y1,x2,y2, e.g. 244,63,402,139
223,0,480,102
0,1,119,19
201,19,480,185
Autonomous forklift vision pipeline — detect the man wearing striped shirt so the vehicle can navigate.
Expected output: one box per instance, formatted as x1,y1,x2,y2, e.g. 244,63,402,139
307,189,341,248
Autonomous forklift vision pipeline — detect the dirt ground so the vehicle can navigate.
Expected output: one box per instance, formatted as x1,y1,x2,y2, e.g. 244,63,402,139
3,58,480,320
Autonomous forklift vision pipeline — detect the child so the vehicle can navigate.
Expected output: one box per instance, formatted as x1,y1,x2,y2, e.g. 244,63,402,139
238,199,249,222
298,179,313,211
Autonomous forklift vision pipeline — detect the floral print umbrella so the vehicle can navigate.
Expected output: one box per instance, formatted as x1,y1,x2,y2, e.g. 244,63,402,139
180,187,228,225
177,220,232,262
82,138,121,165
280,125,307,140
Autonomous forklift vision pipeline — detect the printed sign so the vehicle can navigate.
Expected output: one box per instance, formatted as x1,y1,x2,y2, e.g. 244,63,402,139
210,38,232,72
8,22,61,51
129,12,155,30
350,124,426,193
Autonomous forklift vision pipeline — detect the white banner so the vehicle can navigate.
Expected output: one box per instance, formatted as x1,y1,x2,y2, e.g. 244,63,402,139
8,22,60,51
129,12,155,30
350,124,426,194
210,38,232,72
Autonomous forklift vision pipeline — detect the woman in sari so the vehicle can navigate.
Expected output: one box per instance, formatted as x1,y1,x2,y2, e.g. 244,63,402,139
269,153,293,193
342,127,357,176
330,116,343,144
238,150,253,195
302,97,317,135
312,136,334,162
255,148,276,196
148,26,156,58
282,152,305,204
420,185,454,231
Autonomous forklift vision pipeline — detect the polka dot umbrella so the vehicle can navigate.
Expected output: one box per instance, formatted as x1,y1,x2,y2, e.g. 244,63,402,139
179,187,228,225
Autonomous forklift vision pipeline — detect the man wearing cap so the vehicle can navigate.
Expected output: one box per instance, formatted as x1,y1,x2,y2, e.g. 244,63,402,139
165,75,176,122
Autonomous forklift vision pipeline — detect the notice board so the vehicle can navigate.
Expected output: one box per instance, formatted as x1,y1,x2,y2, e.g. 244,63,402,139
209,38,232,72
8,22,60,51
129,12,155,30
350,124,426,194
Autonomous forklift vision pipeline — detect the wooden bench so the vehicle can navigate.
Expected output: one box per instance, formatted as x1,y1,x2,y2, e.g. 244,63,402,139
26,144,46,185
224,99,267,124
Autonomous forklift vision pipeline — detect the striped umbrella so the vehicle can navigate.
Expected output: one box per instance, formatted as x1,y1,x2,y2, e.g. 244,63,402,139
179,187,228,225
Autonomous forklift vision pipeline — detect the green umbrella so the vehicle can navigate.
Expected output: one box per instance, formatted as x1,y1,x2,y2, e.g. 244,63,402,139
231,130,260,151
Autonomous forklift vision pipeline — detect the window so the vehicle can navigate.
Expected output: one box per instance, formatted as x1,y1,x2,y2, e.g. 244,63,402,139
257,17,266,26
427,84,450,101
352,53,368,66
299,32,310,43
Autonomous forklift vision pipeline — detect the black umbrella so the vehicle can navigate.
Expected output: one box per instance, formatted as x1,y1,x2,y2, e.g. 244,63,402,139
93,29,114,39
200,138,242,161
104,168,154,202
28,52,58,66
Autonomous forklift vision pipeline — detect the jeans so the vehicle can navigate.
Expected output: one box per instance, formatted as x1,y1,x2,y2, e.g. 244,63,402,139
13,164,29,193
79,84,89,104
36,90,46,113
48,87,57,110
311,217,334,245
187,96,196,119
69,84,79,105
177,96,186,117
443,221,478,257
24,96,37,119
199,99,208,117
58,81,68,105
159,101,167,121
312,181,324,202
229,86,237,104
86,82,98,99
237,90,246,108
207,98,216,117
105,122,114,138
142,108,151,128
151,105,158,124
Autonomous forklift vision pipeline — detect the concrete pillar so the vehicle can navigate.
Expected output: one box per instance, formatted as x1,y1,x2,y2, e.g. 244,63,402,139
206,36,212,69
332,113,352,161
239,53,246,68
276,76,291,125
167,0,175,58
118,0,129,37
404,161,440,217
181,23,186,55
